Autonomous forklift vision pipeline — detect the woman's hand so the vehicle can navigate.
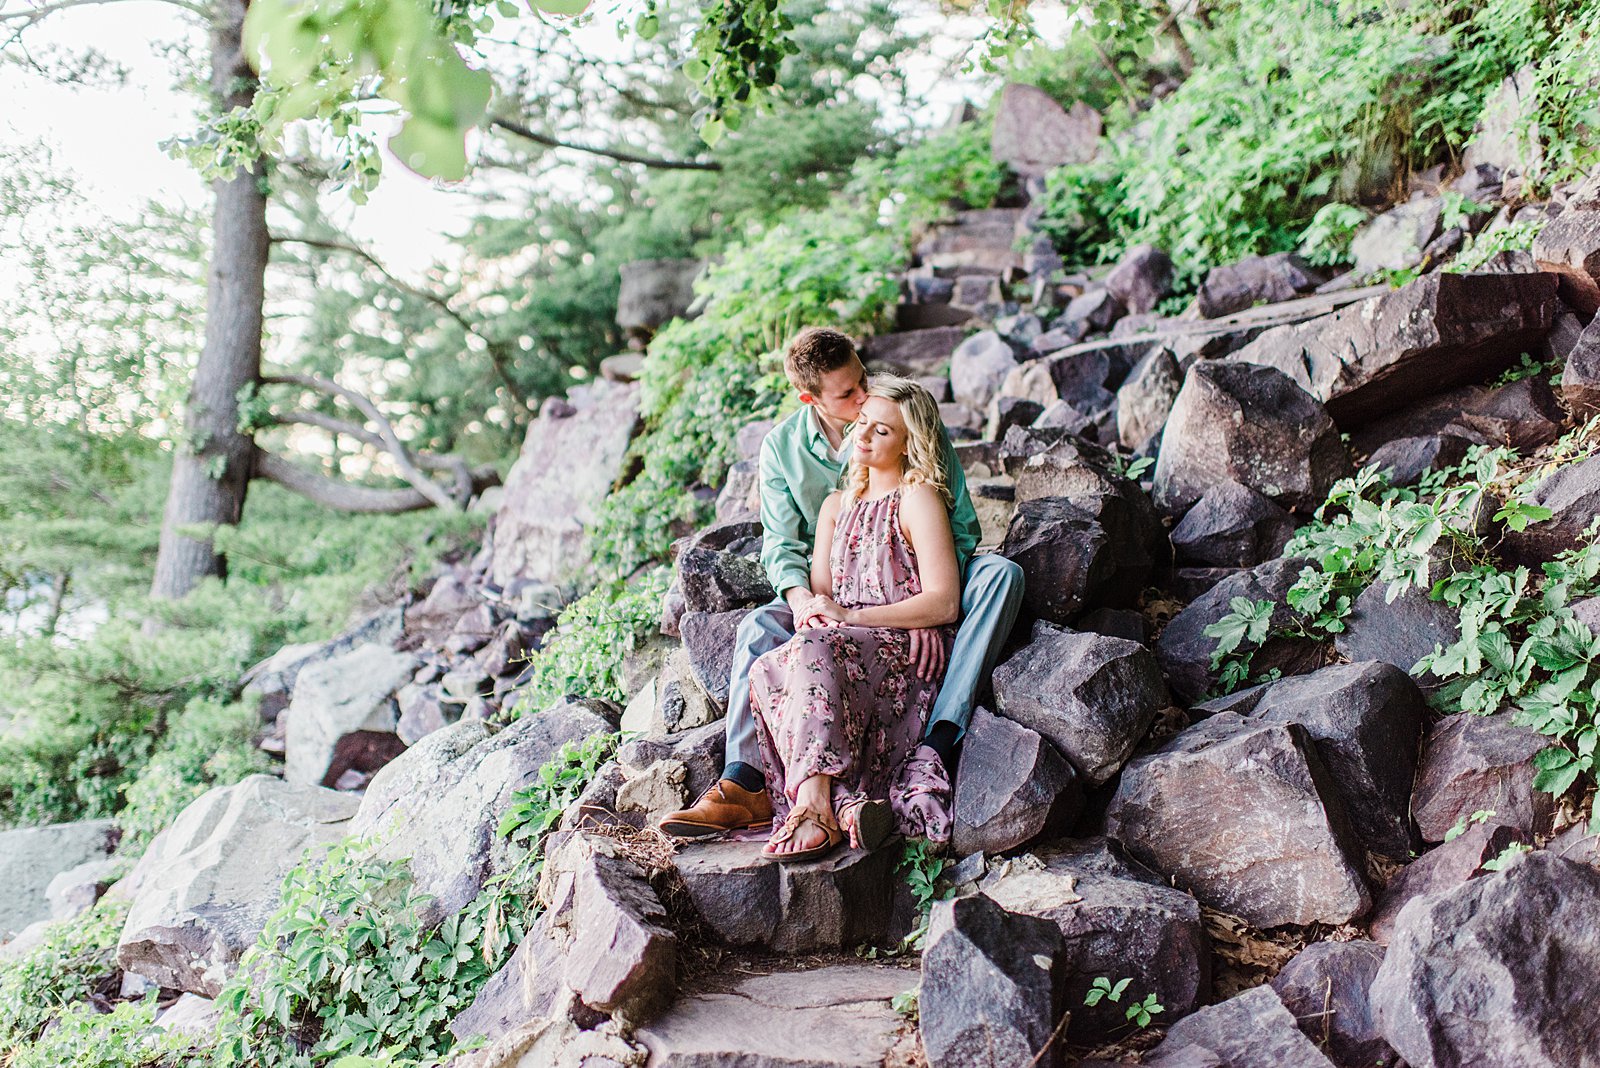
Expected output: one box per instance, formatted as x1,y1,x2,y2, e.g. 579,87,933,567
796,594,851,630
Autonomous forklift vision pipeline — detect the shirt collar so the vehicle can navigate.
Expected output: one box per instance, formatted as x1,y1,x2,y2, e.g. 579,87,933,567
805,406,851,464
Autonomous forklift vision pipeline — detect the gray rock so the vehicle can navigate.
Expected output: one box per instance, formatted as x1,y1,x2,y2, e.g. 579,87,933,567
992,624,1169,787
1145,985,1337,1067
1154,362,1349,516
284,642,418,787
1350,197,1444,278
1562,315,1600,419
616,258,702,333
1270,940,1393,1068
1411,712,1555,843
1369,820,1529,944
1061,288,1126,333
45,857,122,922
155,993,223,1038
949,330,1021,410
1170,481,1296,569
676,608,751,722
1116,347,1182,452
116,776,357,996
920,894,1066,1068
952,707,1084,857
1334,579,1461,682
1104,244,1174,316
243,607,405,722
1371,851,1600,1068
1533,207,1600,315
860,326,965,377
676,520,773,614
990,84,1101,177
1106,714,1372,928
562,846,676,1022
1366,433,1475,486
1351,375,1562,458
0,820,116,938
986,396,1046,440
1502,453,1600,567
1463,67,1540,177
1196,253,1327,318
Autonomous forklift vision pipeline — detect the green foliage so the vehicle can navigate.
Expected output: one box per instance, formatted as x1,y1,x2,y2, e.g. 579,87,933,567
1480,841,1534,871
1201,597,1275,693
1297,203,1368,268
497,732,623,850
856,122,1008,220
1447,217,1549,274
1443,808,1497,842
0,900,129,1054
1084,975,1164,1029
686,0,799,139
891,988,919,1021
1033,161,1122,266
504,571,669,716
7,998,193,1068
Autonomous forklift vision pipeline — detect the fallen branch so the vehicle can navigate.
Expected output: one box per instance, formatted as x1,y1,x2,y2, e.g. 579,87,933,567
254,451,500,514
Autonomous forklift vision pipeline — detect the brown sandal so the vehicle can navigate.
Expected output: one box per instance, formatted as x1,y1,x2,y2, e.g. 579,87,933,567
838,798,895,852
761,805,844,863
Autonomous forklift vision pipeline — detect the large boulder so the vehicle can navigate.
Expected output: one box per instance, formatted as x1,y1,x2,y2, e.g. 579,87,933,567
919,894,1066,1068
860,326,965,376
1371,851,1600,1068
1533,207,1600,315
674,608,752,724
997,498,1143,624
1368,819,1530,944
1351,374,1564,458
1349,197,1445,278
1410,712,1555,843
992,624,1169,787
1270,940,1394,1068
1153,362,1349,516
1143,984,1337,1067
1105,713,1372,928
1333,578,1461,681
949,330,1020,411
952,707,1084,857
489,380,640,587
990,84,1101,177
1562,315,1600,418
1501,453,1600,567
116,776,358,996
350,700,618,923
1104,244,1174,316
674,520,772,614
1116,347,1182,453
283,642,418,787
616,258,702,333
0,820,116,939
1196,253,1327,318
1169,481,1296,568
1225,272,1559,426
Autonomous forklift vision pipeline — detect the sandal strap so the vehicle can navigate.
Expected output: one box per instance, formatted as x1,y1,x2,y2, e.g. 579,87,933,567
770,806,840,846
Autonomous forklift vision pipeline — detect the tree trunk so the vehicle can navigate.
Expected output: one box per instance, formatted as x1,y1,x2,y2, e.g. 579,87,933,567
150,0,267,600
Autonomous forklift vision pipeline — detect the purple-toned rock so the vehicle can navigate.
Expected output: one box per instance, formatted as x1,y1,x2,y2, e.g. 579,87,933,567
1533,207,1600,315
1060,288,1126,334
1196,253,1327,318
920,894,1067,1068
1170,481,1296,568
1154,362,1349,516
562,847,677,1022
1369,820,1530,944
1371,851,1600,1068
1502,453,1600,567
1270,940,1394,1068
1143,985,1336,1067
860,326,966,377
1117,347,1182,453
990,84,1102,177
1562,316,1600,419
986,396,1045,440
1366,433,1474,486
952,707,1084,857
993,625,1169,786
1334,579,1461,681
676,521,773,614
1411,712,1555,843
949,330,1020,410
676,608,752,720
1104,244,1174,316
1106,713,1371,928
1351,375,1563,458
997,497,1150,624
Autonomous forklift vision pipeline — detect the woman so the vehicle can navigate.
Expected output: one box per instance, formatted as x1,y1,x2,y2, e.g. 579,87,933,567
750,375,961,863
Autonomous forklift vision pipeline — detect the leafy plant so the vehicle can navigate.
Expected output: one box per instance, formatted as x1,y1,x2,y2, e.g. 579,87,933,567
1480,841,1534,871
1084,975,1164,1029
1443,808,1497,842
497,732,624,851
891,988,919,1021
0,900,129,1053
1298,203,1368,268
1202,597,1276,693
6,998,191,1068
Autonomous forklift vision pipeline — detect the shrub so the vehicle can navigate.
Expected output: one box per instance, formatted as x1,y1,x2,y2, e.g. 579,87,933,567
0,900,129,1054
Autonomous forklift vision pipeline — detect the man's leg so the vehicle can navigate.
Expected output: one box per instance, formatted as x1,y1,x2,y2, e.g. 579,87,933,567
926,553,1025,747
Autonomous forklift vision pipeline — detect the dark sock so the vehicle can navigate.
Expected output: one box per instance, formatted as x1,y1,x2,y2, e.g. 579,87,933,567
923,721,961,769
722,761,766,794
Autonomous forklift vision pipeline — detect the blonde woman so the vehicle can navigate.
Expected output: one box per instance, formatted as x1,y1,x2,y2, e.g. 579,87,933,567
750,375,961,863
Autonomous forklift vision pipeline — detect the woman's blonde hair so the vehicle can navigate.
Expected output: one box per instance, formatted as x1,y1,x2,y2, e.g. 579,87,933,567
844,374,952,506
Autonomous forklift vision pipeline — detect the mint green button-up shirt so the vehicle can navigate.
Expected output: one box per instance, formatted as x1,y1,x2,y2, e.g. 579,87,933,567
757,405,982,598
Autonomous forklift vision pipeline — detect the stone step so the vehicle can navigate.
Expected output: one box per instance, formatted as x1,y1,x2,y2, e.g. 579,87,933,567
919,220,1020,254
895,302,973,331
953,207,1026,230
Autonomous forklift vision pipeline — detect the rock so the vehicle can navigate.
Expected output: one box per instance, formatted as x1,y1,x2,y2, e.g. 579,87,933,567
155,993,223,1038
1369,820,1530,944
244,607,404,721
920,894,1066,1068
1153,362,1349,516
982,840,1210,1043
1366,432,1474,486
1106,714,1371,928
284,642,418,787
1154,557,1325,705
675,521,773,614
599,352,645,383
350,700,618,923
1225,272,1559,426
1463,67,1540,177
997,499,1116,623
1547,821,1600,869
45,857,122,921
1411,712,1555,843
1116,347,1182,452
0,820,116,938
1104,245,1174,316
675,608,750,723
616,258,702,334
950,273,1000,308
490,380,640,587
952,707,1084,857
1563,316,1600,418
949,330,1020,410
992,624,1169,787
1502,453,1600,567
116,776,357,996
1076,606,1146,643
1061,288,1126,333
1031,325,1085,355
1169,481,1296,569
1196,253,1327,318
1371,851,1600,1068
1144,985,1337,1068
635,964,910,1068
986,396,1046,440
1351,375,1563,458
860,326,965,376
1222,662,1425,859
1533,207,1600,315
990,84,1101,177
444,604,497,656
1333,579,1460,682
1350,197,1444,278
939,402,983,435
561,845,676,1022
1270,940,1393,1068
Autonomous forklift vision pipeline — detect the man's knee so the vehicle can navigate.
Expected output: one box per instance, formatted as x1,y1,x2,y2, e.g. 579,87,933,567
735,600,793,650
966,554,1024,604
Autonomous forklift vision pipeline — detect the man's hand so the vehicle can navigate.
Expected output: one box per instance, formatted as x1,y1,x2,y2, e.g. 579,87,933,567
907,628,946,682
797,594,850,630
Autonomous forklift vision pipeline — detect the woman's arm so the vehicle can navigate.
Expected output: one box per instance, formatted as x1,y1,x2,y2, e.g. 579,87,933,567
844,484,961,629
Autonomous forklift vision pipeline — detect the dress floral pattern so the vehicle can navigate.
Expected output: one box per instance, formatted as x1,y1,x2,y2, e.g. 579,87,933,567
750,489,953,844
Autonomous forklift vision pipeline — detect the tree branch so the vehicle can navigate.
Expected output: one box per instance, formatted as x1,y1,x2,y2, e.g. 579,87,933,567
490,115,722,172
274,409,472,476
0,0,205,33
254,451,500,514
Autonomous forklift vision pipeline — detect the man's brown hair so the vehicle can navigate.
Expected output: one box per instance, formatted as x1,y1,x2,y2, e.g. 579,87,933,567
784,327,859,393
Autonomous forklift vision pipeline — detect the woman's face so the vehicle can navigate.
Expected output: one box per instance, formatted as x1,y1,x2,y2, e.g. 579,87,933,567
853,395,909,471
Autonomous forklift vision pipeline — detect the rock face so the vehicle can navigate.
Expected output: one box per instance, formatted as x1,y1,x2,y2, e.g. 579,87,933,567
949,330,1020,410
952,707,1084,857
1145,984,1337,1068
1410,712,1554,843
920,894,1066,1068
1368,820,1529,944
489,380,640,587
116,776,358,996
616,258,702,333
1169,481,1296,568
1533,207,1600,315
675,521,773,614
1501,453,1600,566
1371,851,1600,1068
46,857,122,922
1196,253,1326,318
1333,579,1460,680
982,840,1210,1043
1270,940,1393,1068
1563,317,1600,418
992,624,1169,787
284,642,418,787
1117,347,1182,452
990,83,1101,177
1225,272,1558,426
1154,362,1349,515
1106,714,1371,928
0,820,116,938
674,608,751,723
351,701,617,923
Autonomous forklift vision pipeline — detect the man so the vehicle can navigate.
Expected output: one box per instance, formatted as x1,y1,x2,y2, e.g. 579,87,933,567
659,326,1024,837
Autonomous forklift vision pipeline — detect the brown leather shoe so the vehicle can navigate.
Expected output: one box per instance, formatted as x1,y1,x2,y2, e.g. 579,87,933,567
659,779,774,838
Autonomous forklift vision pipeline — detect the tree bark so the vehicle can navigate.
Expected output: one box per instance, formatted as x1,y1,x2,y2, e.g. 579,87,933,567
150,0,267,600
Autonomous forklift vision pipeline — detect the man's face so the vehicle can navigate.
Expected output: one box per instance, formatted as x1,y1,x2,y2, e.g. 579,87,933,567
802,360,869,425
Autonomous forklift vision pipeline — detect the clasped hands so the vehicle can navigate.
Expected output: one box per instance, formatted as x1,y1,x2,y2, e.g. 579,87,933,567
792,591,946,681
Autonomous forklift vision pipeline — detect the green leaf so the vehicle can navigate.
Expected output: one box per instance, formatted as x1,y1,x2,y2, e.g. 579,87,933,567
532,0,591,13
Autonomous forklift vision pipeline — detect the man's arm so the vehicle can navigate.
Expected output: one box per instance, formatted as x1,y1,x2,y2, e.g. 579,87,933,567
757,437,816,611
941,434,982,564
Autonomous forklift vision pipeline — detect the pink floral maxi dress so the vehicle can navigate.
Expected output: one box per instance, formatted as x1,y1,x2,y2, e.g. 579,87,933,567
749,489,953,844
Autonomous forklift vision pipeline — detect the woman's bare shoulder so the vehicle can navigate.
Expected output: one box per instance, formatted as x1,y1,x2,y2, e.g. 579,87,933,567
899,482,947,515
